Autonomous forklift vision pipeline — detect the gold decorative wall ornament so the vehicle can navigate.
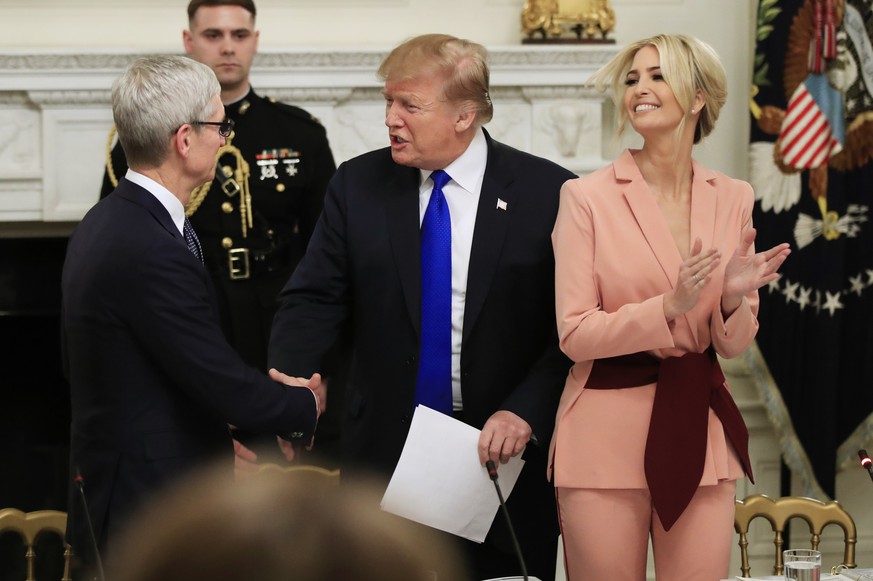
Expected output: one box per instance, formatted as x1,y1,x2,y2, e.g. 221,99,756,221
522,0,616,44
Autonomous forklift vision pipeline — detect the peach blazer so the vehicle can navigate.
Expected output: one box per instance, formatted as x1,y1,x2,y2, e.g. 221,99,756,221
549,149,758,489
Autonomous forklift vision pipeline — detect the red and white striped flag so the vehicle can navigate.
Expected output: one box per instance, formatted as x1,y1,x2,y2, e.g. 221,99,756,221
778,73,844,169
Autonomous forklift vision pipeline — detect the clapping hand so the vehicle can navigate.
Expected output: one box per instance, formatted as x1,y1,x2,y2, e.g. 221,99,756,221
663,237,720,320
721,228,790,316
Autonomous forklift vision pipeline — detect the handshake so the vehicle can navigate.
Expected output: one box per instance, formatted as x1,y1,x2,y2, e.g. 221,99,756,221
234,370,327,476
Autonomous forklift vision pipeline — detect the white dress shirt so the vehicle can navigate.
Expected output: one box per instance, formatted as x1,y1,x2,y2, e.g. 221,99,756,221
125,169,186,236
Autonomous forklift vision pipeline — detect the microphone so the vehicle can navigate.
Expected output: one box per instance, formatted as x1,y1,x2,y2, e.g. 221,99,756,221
485,460,528,581
74,468,106,581
858,450,873,484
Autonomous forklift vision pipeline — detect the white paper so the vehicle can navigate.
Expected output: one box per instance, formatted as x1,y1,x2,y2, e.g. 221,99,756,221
380,405,525,543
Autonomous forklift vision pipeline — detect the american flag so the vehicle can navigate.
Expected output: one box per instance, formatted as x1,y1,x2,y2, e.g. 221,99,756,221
778,73,844,169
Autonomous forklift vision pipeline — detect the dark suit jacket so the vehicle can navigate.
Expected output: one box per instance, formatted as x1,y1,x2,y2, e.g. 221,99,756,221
62,179,317,562
269,129,575,577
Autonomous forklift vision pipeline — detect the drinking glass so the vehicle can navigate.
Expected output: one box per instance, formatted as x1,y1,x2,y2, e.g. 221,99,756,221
783,549,821,581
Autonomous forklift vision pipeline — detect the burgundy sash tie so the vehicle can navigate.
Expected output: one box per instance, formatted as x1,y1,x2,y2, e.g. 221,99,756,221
584,349,753,531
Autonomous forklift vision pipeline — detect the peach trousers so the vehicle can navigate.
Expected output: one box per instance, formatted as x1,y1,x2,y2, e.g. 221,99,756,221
556,480,736,581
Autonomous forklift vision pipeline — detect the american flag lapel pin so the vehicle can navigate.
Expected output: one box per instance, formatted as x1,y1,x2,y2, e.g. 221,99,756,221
496,198,508,211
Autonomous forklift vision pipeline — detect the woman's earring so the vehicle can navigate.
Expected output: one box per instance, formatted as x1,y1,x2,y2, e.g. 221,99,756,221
690,108,696,114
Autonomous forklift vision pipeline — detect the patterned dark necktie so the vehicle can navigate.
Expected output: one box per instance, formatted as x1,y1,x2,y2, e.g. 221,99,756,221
183,217,203,263
415,169,453,414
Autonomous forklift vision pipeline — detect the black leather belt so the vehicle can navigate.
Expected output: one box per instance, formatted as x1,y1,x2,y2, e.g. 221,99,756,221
226,244,290,280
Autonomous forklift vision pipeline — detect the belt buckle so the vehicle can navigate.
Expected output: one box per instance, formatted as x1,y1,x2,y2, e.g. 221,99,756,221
221,178,241,197
228,248,250,280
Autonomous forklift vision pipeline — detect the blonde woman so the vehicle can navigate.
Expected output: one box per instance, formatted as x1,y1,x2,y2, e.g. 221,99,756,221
550,34,790,580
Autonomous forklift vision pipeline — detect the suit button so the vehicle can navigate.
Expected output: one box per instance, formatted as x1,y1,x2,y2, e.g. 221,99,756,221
221,237,233,249
221,202,233,214
400,414,410,425
405,355,416,366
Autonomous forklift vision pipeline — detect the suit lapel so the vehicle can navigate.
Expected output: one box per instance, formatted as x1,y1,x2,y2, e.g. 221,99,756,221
619,152,720,346
617,150,682,290
689,159,719,255
463,134,513,343
686,161,720,347
385,166,424,335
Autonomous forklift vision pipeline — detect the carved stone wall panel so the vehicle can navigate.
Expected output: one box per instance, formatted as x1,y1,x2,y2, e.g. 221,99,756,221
331,103,388,164
0,178,42,220
485,102,533,155
532,99,607,173
28,90,111,107
41,109,113,221
0,106,41,177
0,92,31,106
261,87,355,106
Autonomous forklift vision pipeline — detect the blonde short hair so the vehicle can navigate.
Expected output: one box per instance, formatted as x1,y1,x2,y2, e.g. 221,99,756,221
108,466,470,581
587,34,727,144
378,33,494,125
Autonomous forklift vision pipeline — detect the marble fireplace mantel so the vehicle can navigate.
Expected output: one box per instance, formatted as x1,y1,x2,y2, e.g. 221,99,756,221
0,45,619,225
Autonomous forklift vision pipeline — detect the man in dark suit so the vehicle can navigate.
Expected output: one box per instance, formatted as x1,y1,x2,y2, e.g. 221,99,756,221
102,0,336,374
62,55,321,574
269,34,575,580
98,0,340,468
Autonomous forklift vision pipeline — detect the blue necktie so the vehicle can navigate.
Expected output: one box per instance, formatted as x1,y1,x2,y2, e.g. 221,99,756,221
415,169,453,415
183,217,203,263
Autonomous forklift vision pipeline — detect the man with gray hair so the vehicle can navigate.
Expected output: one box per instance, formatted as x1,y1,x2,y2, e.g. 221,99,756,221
62,55,321,574
100,0,339,470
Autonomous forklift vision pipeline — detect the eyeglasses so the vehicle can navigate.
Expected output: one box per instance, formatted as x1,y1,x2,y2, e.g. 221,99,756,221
189,118,235,137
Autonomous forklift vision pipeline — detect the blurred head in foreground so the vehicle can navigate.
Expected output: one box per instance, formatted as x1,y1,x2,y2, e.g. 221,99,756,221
108,465,469,581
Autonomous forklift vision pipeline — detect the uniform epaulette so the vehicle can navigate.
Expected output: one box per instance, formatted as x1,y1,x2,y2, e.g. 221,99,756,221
264,95,325,127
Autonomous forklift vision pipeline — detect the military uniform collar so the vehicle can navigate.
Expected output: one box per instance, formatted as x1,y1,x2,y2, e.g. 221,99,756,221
225,87,256,118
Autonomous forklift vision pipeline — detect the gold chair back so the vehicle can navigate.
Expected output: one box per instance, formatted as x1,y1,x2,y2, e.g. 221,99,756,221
734,494,856,577
0,508,72,581
256,463,341,487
